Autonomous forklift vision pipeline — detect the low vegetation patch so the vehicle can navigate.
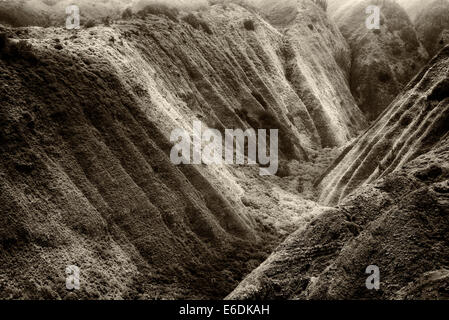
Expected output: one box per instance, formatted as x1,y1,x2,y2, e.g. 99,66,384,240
122,8,133,19
182,13,213,34
243,19,255,31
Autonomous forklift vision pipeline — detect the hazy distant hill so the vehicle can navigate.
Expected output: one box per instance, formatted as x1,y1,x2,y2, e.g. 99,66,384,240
415,0,449,57
329,0,428,121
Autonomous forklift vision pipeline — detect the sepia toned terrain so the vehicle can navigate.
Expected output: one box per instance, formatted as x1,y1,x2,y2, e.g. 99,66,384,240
0,0,448,300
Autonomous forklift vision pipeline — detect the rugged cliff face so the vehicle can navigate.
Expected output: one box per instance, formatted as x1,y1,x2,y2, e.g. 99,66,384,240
329,0,428,121
227,46,449,300
0,1,361,299
250,0,367,147
396,0,432,22
316,45,449,206
415,0,449,58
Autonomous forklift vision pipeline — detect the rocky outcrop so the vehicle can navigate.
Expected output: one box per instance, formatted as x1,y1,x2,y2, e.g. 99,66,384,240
330,0,428,120
227,46,449,300
0,1,359,299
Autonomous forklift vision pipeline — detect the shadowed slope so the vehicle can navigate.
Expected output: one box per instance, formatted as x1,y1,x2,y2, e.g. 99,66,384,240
228,135,449,299
317,46,449,206
227,49,449,300
0,38,265,299
0,1,358,299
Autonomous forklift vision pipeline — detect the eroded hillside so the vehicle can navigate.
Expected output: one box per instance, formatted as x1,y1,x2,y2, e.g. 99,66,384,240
0,1,360,299
330,0,428,121
415,0,449,58
317,45,449,206
0,0,132,27
228,46,449,300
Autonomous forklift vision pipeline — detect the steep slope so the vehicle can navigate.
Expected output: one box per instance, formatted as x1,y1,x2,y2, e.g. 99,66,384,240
0,0,133,27
228,47,449,300
330,0,428,121
0,2,357,299
415,0,449,58
250,0,367,147
396,0,432,22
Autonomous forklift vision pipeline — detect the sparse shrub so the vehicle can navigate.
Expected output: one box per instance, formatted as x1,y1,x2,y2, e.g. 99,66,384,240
276,160,291,178
257,110,297,159
400,27,420,52
137,4,179,22
84,19,97,28
334,47,349,72
182,13,213,34
42,0,58,5
243,19,255,31
312,0,328,11
235,108,249,121
122,8,133,19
